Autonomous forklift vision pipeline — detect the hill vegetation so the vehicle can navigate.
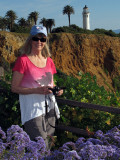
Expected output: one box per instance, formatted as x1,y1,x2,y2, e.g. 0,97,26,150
52,25,120,38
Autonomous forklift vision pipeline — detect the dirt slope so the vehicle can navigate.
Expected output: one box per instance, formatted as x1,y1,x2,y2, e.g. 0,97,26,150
49,33,120,90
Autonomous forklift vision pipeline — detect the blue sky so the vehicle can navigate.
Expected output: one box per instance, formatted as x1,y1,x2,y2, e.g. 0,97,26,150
0,0,120,30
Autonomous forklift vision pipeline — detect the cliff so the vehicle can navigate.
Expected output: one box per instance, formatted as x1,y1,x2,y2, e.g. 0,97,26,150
0,31,27,64
0,31,120,91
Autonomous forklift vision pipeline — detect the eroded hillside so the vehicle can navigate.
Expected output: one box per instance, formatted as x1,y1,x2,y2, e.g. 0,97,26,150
0,31,120,91
0,31,27,64
49,33,120,91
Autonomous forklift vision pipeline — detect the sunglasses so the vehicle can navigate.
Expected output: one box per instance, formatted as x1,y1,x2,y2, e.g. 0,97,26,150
32,37,47,42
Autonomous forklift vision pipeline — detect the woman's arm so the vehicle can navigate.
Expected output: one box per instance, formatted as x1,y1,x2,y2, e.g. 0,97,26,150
11,71,51,95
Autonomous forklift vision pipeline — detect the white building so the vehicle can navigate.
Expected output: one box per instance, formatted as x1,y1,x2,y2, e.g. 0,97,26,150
82,5,90,30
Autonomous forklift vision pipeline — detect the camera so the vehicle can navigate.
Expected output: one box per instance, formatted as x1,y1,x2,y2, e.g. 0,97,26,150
48,86,66,95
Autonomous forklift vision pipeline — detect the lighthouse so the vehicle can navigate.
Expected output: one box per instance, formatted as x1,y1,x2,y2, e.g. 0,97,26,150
82,5,90,30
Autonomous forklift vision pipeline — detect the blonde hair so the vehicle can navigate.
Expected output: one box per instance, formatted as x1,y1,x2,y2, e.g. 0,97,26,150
19,35,51,58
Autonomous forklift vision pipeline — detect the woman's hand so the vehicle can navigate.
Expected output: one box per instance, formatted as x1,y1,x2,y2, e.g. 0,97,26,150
36,86,52,95
56,89,63,96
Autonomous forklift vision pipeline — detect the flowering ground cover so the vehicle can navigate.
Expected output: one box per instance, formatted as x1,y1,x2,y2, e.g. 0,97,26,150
0,125,120,159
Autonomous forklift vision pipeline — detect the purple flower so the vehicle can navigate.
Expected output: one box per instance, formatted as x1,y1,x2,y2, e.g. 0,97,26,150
61,142,76,152
78,144,116,159
94,130,103,138
107,126,119,134
118,125,120,129
52,150,65,159
7,125,30,143
0,142,7,157
94,126,120,148
0,124,120,159
35,136,46,153
87,138,103,145
5,125,30,158
25,136,48,159
75,137,85,147
65,150,82,160
0,127,6,140
112,148,120,160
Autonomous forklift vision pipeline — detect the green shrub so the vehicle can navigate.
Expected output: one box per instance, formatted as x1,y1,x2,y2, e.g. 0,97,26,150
54,70,120,146
0,72,21,131
54,70,120,130
52,25,92,34
52,25,119,37
12,24,31,33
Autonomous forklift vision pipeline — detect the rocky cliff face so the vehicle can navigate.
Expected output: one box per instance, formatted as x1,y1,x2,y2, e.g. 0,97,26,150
0,31,27,64
0,31,120,91
49,33,120,91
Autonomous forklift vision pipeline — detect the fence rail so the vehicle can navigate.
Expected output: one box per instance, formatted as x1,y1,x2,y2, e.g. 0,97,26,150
0,88,120,136
56,97,120,114
56,97,120,136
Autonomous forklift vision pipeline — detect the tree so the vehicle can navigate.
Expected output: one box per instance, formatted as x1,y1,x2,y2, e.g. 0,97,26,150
46,19,55,33
17,18,27,27
27,14,34,26
40,18,47,27
5,10,17,31
28,11,39,25
63,5,74,26
0,17,7,30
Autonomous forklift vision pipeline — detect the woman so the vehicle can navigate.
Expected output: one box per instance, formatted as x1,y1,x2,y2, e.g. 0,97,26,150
11,25,63,148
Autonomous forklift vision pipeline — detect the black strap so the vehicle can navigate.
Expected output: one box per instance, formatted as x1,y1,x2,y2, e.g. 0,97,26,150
45,98,48,116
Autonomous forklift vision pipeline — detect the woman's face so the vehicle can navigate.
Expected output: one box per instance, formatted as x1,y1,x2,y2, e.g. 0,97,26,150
31,33,47,52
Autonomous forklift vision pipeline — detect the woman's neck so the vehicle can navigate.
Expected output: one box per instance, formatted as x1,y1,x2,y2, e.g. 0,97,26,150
30,50,43,59
28,51,47,68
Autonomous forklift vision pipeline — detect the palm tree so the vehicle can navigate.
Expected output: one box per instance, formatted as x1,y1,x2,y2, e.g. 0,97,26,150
27,14,34,26
28,11,39,25
46,19,55,33
5,10,17,31
18,18,27,27
40,18,47,27
63,5,74,26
